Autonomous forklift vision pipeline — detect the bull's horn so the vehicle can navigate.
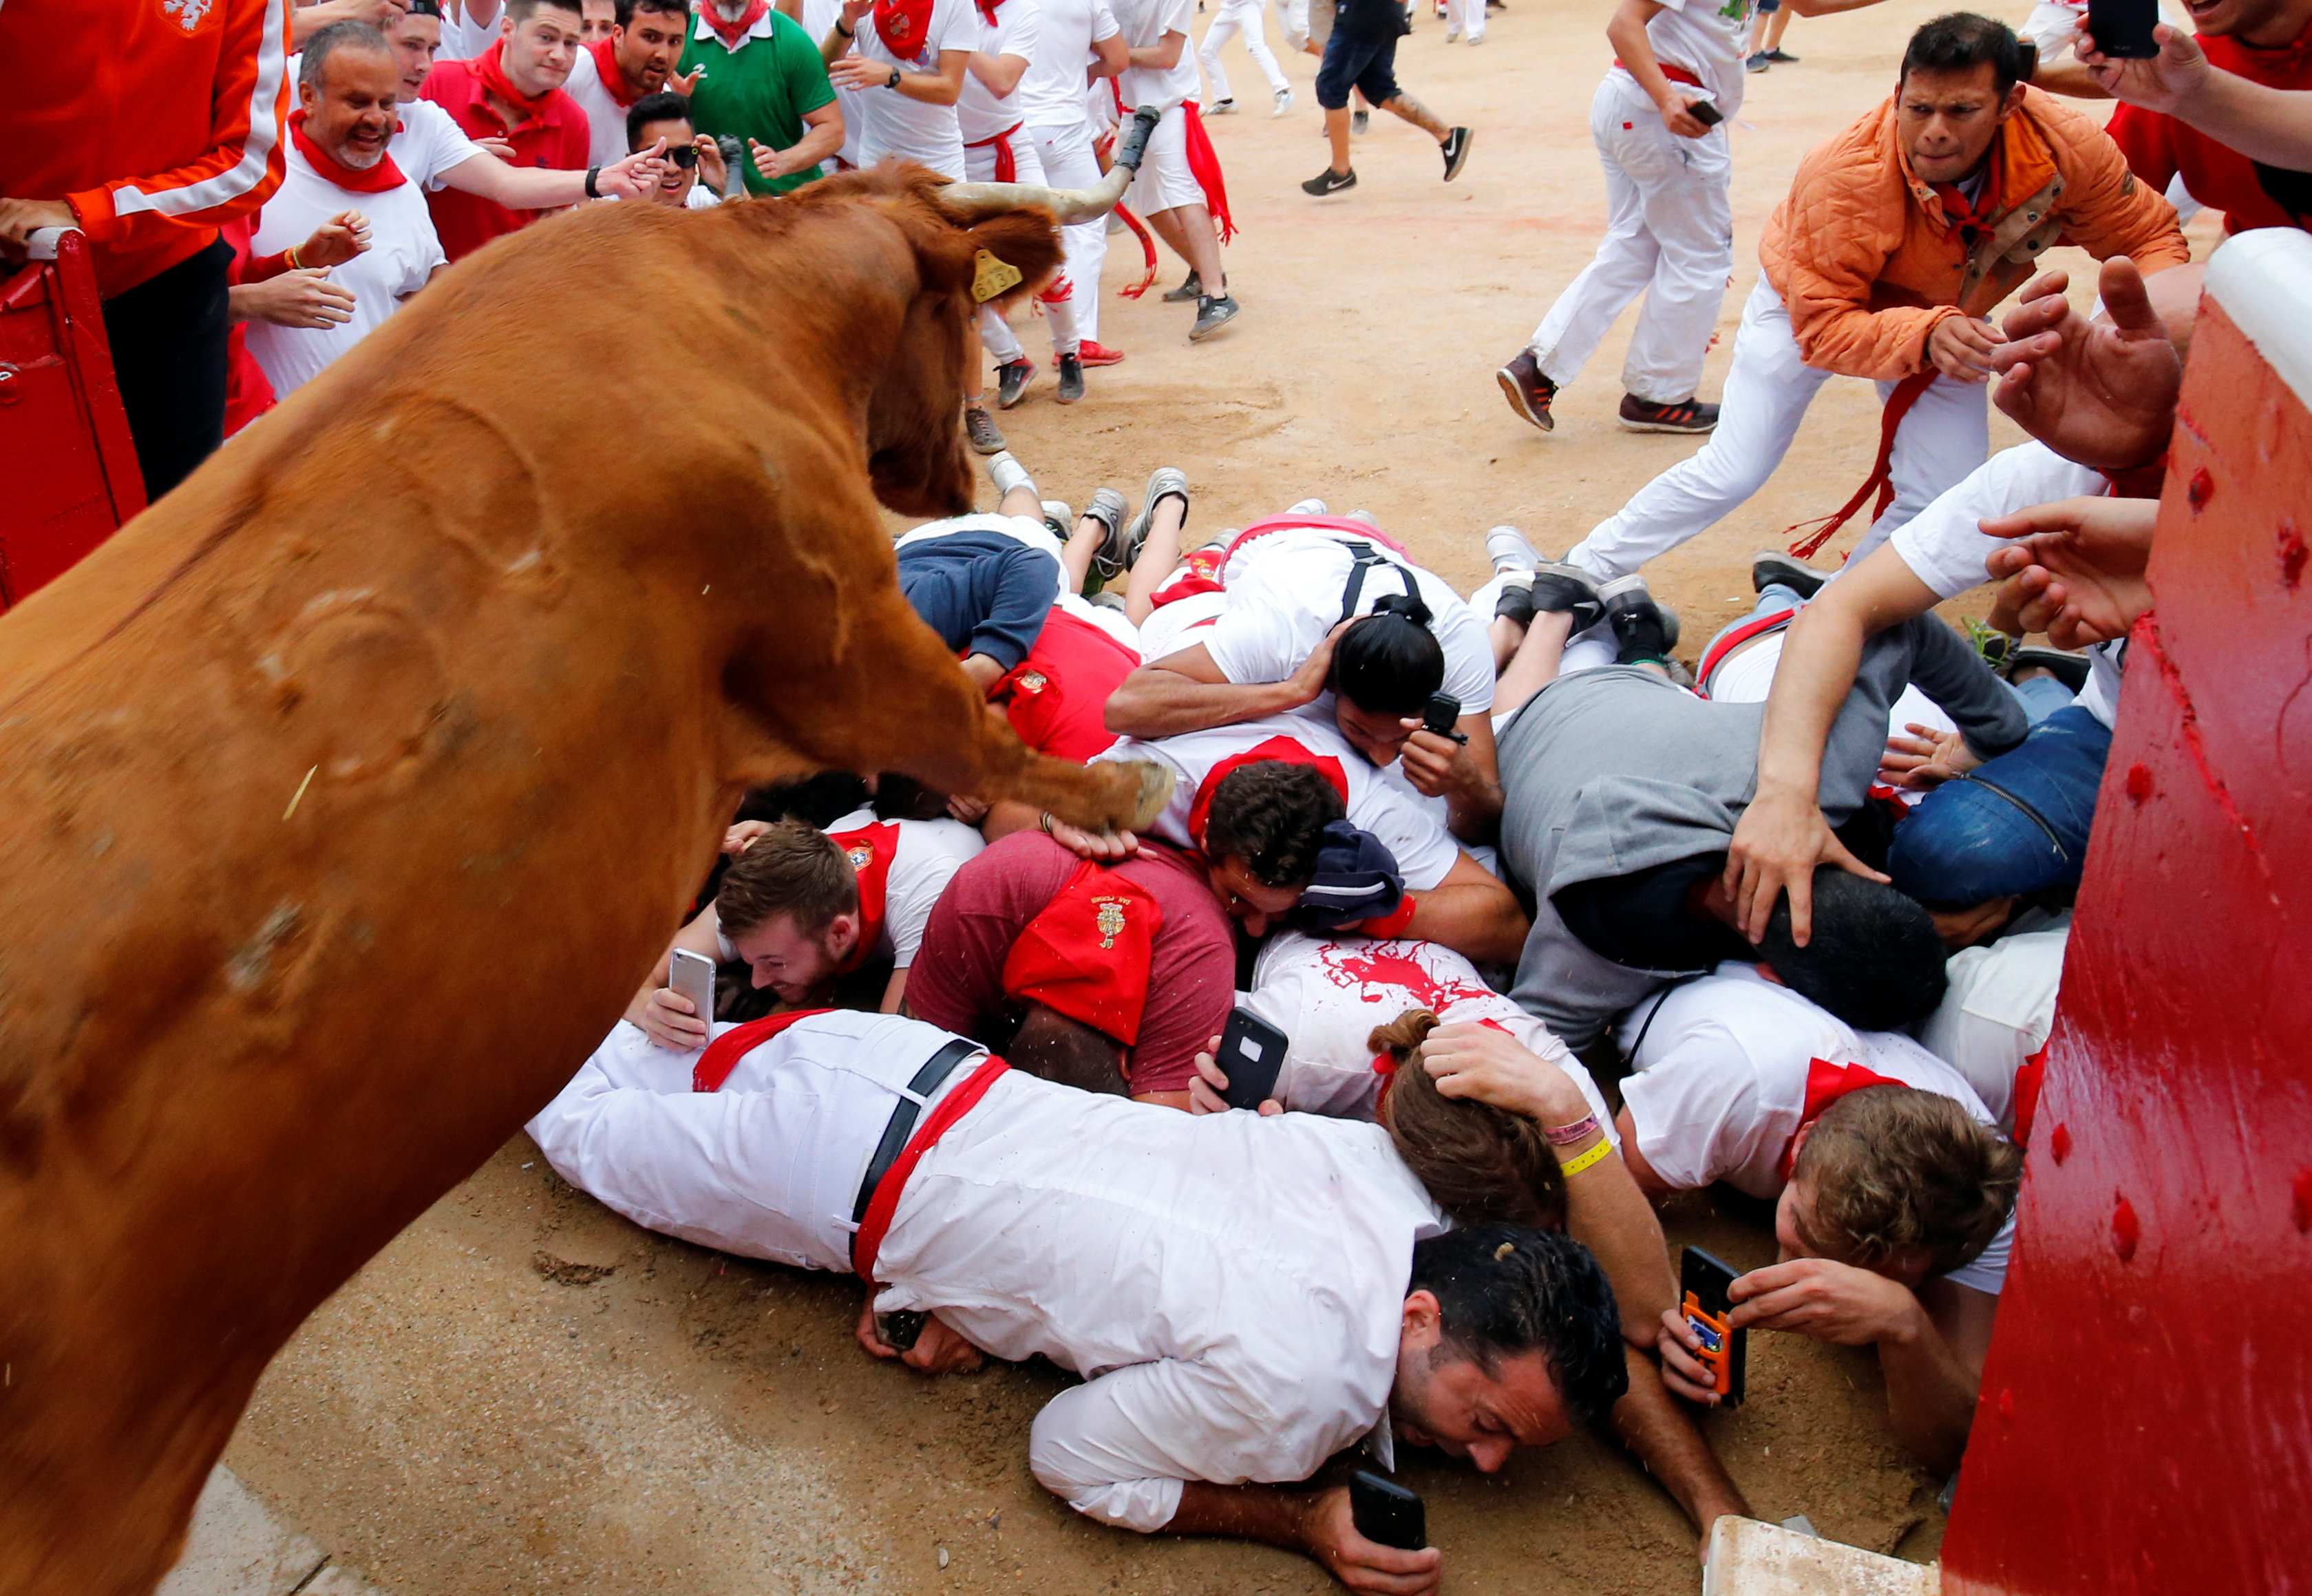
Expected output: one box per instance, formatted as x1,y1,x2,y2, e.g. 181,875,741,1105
935,105,1163,224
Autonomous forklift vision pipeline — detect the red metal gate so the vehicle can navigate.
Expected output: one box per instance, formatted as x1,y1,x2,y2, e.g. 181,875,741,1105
1941,229,2312,1593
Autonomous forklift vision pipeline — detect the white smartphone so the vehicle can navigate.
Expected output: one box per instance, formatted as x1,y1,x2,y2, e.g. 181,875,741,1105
668,947,716,1027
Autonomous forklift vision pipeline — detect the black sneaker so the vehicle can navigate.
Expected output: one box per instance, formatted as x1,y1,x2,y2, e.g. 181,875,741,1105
1055,350,1085,404
1598,575,1680,665
1496,348,1557,432
1301,165,1357,195
995,357,1035,409
1161,269,1203,302
1750,551,1828,601
1441,126,1474,182
1190,293,1240,341
1619,393,1720,433
1531,563,1605,631
2008,644,2092,694
1765,47,1799,61
963,403,1006,456
1746,50,1770,72
1352,107,1370,136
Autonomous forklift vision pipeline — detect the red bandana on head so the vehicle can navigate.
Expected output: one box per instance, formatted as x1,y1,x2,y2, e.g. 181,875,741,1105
475,37,558,123
1776,1058,1907,1181
289,107,406,193
1000,861,1163,1045
874,0,938,58
1185,735,1350,855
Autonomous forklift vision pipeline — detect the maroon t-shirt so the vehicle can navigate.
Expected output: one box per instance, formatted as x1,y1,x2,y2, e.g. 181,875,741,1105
907,831,1235,1095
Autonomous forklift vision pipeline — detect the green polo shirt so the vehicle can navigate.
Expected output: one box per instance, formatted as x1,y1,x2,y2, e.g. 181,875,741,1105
679,12,838,195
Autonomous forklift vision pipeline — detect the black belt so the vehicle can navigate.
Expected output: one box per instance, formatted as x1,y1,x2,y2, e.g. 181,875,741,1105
851,1037,982,1232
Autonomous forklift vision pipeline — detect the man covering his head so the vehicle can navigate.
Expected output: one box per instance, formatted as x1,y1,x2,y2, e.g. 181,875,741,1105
528,1008,1630,1594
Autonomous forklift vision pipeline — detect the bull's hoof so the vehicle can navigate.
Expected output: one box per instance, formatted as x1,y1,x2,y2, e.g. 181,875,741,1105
1116,758,1175,834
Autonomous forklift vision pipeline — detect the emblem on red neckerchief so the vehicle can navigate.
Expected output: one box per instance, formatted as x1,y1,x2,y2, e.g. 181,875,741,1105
847,844,874,870
1094,897,1130,948
1015,671,1049,694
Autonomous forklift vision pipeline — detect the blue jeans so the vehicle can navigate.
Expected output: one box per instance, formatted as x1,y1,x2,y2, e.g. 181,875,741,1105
1887,705,2113,905
2007,672,2073,725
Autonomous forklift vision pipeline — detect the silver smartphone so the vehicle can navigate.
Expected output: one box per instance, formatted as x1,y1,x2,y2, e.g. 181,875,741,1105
669,946,716,1026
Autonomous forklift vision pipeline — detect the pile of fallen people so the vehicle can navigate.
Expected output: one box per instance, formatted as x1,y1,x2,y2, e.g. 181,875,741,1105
522,14,2220,1581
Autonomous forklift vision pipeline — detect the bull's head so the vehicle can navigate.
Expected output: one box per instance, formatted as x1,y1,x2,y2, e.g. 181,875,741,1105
858,108,1162,517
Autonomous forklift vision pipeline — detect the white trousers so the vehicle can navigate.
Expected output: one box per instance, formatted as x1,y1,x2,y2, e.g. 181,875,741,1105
968,131,1081,360
1443,0,1485,41
1200,0,1290,100
1030,117,1109,345
1528,72,1731,405
1279,0,1313,52
1564,275,1992,582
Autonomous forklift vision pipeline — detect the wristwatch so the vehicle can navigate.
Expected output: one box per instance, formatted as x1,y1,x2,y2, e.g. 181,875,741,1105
583,164,602,198
886,65,902,88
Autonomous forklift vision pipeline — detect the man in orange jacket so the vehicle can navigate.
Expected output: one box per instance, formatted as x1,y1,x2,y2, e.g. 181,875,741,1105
0,0,298,501
1553,12,2188,588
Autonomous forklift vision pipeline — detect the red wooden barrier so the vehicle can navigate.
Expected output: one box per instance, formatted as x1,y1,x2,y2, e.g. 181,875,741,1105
1941,228,2312,1594
0,228,145,610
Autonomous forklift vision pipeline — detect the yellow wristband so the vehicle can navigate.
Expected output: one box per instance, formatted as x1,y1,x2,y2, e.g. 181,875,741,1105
1558,1137,1614,1178
285,242,302,270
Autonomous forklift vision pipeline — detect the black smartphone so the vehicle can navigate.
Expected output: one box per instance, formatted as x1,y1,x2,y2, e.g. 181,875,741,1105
1688,99,1724,127
1679,1248,1746,1407
1216,1008,1288,1111
1350,1470,1426,1551
875,1309,927,1352
1421,692,1465,741
2086,0,2161,56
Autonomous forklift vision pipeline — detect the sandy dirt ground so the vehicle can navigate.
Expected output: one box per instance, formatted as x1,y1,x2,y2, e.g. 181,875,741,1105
222,6,2217,1590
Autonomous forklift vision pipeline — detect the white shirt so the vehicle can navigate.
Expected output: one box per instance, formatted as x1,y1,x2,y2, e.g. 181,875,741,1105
1885,439,2127,729
1015,0,1119,127
1920,911,2070,1134
529,1010,1447,1533
1115,0,1198,111
801,0,870,167
439,1,500,61
245,111,474,396
1099,716,1465,891
959,0,1044,145
851,0,975,176
1617,964,2013,1293
1243,931,1616,1127
1195,526,1496,716
562,45,641,169
1609,0,1755,121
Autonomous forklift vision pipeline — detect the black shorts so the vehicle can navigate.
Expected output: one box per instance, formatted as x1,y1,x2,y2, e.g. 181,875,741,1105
1315,26,1400,109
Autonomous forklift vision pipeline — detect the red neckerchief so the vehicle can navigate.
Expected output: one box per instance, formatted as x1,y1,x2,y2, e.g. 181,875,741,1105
1180,102,1236,242
875,0,938,58
974,0,1002,25
475,37,558,124
588,34,647,107
1776,1059,1906,1181
1185,734,1350,855
1931,166,1997,232
825,820,900,975
692,1007,837,1092
999,860,1162,1045
703,0,770,52
290,107,407,193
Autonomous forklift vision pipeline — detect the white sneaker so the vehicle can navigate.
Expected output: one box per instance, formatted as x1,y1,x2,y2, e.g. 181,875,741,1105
1211,98,1238,114
1285,497,1329,516
1485,524,1542,577
1273,87,1293,115
988,451,1036,500
1445,26,1460,39
1467,30,1485,41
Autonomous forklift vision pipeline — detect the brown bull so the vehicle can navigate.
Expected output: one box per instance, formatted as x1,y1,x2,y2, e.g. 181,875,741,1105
0,144,1169,1596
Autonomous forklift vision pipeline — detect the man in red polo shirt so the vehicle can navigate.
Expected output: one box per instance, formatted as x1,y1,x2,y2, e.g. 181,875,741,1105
2096,0,2312,233
905,830,1235,1107
419,0,592,259
563,0,699,165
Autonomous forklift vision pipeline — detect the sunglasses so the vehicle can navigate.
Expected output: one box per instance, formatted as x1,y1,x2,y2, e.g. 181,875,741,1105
667,143,699,169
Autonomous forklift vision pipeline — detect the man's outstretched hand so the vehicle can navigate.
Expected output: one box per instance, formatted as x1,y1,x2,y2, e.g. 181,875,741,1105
1988,259,2181,470
1980,494,2159,648
1723,786,1889,948
1305,1487,1443,1596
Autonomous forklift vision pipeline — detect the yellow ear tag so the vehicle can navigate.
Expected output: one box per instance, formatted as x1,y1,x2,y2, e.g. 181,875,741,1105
972,249,1025,303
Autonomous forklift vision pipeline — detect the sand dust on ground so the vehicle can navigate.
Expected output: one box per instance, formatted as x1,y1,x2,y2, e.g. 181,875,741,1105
223,6,2218,1588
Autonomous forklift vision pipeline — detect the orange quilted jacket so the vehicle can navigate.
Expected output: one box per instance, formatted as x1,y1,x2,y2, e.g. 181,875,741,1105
1759,87,2189,382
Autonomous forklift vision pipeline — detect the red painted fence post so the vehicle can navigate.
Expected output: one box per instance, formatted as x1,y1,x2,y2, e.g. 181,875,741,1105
1940,228,2312,1595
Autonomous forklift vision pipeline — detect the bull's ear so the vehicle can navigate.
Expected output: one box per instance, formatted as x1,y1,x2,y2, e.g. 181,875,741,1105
958,211,1065,312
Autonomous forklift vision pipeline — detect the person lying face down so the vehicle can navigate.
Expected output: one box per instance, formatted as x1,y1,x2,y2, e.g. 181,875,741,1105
525,1008,1630,1596
1108,511,1507,843
1611,964,2022,1474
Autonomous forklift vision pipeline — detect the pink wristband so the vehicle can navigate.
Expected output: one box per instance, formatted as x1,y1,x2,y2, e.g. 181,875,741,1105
1543,1112,1600,1147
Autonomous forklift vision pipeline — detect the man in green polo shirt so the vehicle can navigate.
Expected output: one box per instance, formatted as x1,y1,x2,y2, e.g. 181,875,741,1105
681,1,843,195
